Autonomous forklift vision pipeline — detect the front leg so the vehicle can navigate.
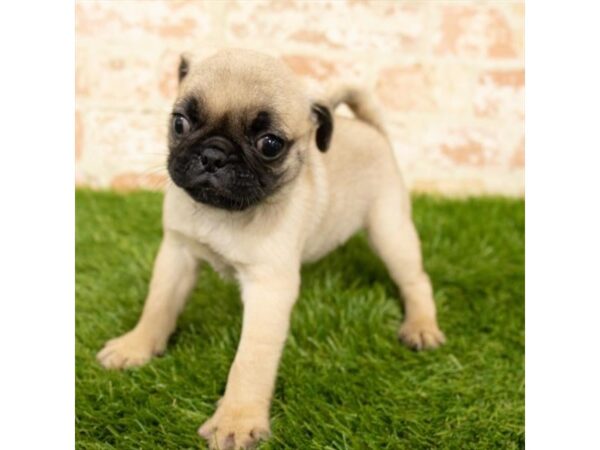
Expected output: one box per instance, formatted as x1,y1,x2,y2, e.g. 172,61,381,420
199,266,299,450
97,231,198,369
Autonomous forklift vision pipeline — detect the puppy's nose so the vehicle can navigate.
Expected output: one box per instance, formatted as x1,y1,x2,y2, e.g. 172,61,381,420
200,147,227,173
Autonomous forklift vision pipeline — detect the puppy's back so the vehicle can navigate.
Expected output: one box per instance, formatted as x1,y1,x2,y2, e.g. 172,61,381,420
302,115,406,262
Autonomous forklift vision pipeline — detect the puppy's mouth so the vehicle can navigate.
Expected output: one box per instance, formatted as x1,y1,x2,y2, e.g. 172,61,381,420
168,160,265,211
182,172,232,199
184,183,263,211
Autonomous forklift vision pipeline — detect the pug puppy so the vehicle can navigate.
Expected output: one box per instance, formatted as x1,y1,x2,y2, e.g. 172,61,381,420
97,49,445,449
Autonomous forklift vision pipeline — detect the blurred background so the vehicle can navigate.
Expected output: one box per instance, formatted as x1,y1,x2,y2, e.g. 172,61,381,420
75,0,524,196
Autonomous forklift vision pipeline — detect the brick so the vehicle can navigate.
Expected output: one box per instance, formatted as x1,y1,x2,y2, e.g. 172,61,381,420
76,109,169,188
430,4,520,60
506,2,525,58
75,110,83,160
282,54,338,81
75,0,212,42
111,172,168,191
423,121,524,169
510,138,525,168
376,65,433,112
158,49,181,102
227,0,426,54
474,68,524,118
440,136,489,167
76,43,167,109
281,54,370,90
376,64,474,114
289,30,344,49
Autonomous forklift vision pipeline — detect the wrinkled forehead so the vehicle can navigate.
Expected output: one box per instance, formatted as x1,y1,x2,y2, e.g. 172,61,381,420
177,52,311,131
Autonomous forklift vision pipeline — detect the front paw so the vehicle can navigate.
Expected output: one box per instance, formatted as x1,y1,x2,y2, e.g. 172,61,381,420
96,330,164,370
198,402,270,450
398,318,446,351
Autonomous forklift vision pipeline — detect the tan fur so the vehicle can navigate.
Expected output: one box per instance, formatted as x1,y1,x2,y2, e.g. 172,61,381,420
327,84,388,137
97,49,445,450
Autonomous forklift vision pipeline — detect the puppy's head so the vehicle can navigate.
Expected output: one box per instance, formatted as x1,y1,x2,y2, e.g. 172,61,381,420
167,49,333,211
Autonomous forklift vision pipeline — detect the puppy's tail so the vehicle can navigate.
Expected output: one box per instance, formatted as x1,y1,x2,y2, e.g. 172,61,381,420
327,85,388,137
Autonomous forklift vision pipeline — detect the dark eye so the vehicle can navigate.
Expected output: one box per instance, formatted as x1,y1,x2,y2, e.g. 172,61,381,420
256,134,285,159
172,114,190,136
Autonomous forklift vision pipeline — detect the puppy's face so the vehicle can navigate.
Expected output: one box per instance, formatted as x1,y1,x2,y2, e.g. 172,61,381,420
167,49,333,211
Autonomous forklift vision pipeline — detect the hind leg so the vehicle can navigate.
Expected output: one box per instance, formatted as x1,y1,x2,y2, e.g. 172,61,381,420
367,193,445,350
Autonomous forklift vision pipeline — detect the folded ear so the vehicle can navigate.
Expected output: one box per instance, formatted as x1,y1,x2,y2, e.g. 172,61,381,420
311,103,334,152
178,53,191,84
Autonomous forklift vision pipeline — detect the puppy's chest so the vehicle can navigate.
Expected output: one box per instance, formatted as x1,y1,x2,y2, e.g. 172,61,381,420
168,214,280,281
169,221,248,277
163,185,317,274
184,236,237,279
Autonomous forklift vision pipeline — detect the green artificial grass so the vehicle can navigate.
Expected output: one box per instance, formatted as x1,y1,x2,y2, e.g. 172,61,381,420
76,190,524,449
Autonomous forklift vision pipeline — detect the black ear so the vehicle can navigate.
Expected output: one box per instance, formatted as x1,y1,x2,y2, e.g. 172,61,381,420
311,103,333,152
178,54,190,83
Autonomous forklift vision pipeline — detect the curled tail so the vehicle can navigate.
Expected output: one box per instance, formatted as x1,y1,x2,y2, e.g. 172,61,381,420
327,85,388,137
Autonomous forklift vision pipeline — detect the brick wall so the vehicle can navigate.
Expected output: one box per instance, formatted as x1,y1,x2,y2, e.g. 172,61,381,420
75,0,524,196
